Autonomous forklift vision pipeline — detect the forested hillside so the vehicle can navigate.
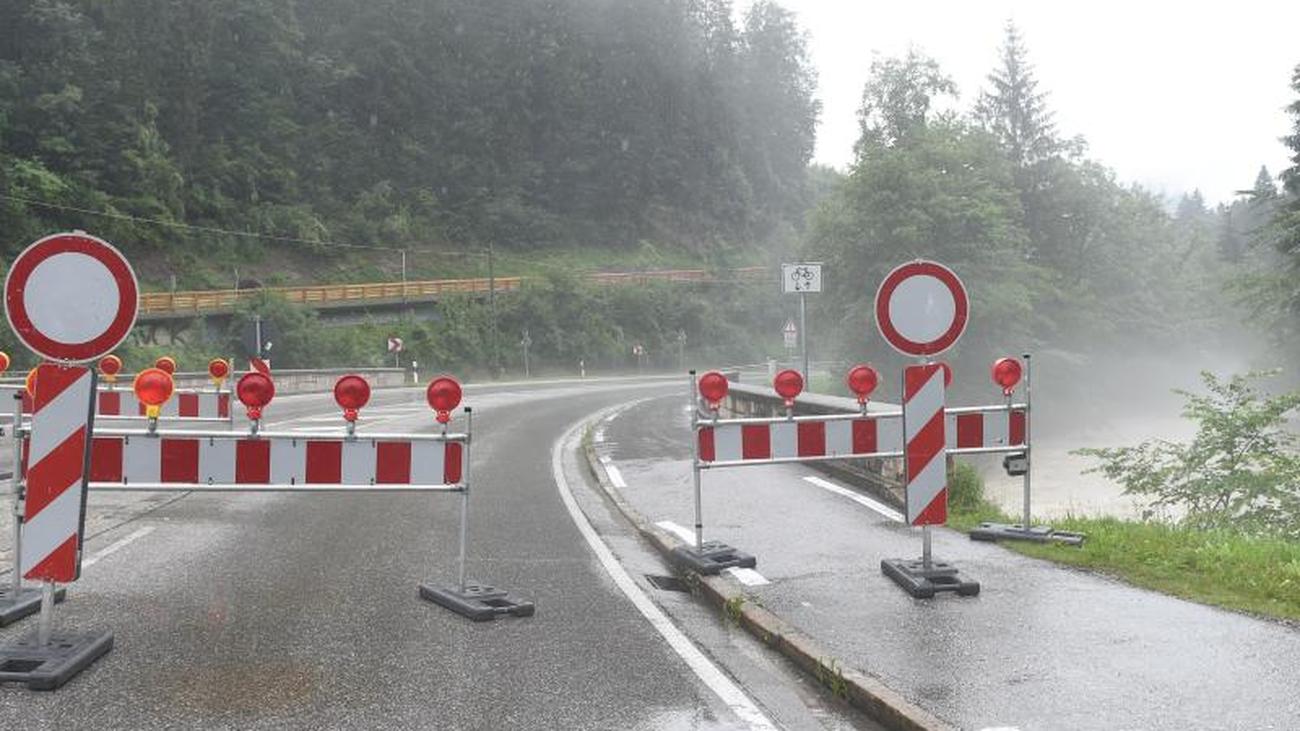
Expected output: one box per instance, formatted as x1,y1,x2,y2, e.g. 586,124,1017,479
0,0,817,287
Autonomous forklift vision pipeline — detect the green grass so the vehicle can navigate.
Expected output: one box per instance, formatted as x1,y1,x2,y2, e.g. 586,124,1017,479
950,468,1300,623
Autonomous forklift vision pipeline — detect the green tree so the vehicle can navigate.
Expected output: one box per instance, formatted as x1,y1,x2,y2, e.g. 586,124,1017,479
974,21,1058,168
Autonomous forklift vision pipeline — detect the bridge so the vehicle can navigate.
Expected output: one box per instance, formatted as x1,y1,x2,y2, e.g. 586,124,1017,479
136,266,770,321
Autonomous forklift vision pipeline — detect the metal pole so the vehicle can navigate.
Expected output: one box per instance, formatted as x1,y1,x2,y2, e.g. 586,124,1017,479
1022,352,1033,529
799,292,809,385
11,393,23,599
922,526,932,570
456,407,472,593
401,249,408,304
254,314,263,361
488,244,498,375
689,371,704,552
37,579,53,645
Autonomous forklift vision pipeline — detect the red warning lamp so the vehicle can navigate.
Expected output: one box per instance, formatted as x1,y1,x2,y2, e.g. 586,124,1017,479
773,369,804,407
237,371,276,421
0,351,9,375
426,376,463,424
992,357,1022,396
697,371,729,410
208,358,230,384
334,374,372,423
133,367,174,418
98,354,122,383
154,356,176,375
846,364,879,405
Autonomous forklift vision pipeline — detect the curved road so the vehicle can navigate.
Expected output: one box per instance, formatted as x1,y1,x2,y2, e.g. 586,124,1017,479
0,379,870,730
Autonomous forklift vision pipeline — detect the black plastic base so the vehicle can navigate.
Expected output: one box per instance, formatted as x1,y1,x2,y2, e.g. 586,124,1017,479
670,541,757,576
419,581,535,622
881,558,980,599
969,522,1086,546
0,631,113,690
0,586,67,627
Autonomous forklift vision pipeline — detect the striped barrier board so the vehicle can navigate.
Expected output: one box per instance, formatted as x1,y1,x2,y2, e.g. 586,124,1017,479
903,363,947,526
2,386,230,420
20,364,94,582
77,430,465,490
696,405,1025,465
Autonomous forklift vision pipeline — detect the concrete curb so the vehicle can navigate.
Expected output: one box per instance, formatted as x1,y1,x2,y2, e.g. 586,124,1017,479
580,431,956,731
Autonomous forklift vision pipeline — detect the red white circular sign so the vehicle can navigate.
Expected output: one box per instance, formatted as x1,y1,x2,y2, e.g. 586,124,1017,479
874,260,969,357
5,232,139,363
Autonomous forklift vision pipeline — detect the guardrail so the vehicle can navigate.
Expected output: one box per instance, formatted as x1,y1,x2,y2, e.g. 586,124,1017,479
722,380,906,506
0,367,410,395
139,266,770,317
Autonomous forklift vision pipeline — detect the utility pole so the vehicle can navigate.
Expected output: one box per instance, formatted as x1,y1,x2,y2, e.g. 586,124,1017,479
676,329,687,372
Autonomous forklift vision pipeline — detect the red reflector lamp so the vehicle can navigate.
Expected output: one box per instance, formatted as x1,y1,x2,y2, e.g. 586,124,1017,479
334,374,371,422
154,356,176,375
846,364,879,405
98,354,122,383
237,371,276,421
992,357,1022,396
773,369,803,407
426,376,463,424
0,351,9,376
133,367,174,418
208,357,230,385
697,371,728,411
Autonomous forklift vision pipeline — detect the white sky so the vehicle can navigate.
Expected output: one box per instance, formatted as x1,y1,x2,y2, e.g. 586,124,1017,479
757,0,1299,204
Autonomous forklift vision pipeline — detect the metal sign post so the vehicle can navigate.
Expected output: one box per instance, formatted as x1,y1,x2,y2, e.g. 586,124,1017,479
782,263,822,386
521,330,532,378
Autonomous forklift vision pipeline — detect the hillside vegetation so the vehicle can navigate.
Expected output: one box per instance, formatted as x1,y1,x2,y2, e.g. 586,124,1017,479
0,0,817,287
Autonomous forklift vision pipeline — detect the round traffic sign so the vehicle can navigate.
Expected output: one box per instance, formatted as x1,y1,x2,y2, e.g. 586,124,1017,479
874,260,968,357
4,232,139,363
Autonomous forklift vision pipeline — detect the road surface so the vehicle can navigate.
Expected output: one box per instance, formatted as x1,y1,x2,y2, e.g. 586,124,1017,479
0,378,873,729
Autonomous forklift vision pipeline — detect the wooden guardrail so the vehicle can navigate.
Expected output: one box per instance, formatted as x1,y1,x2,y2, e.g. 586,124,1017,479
139,266,769,317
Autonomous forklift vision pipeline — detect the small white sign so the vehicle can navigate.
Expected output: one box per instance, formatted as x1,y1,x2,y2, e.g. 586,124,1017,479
782,319,798,348
781,263,822,294
387,336,404,353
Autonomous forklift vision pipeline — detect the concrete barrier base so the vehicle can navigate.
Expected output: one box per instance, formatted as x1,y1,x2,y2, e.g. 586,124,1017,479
0,630,113,690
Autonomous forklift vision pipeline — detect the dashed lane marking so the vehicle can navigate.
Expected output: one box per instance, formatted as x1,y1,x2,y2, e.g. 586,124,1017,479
81,526,155,569
724,567,771,586
802,475,904,523
654,520,698,545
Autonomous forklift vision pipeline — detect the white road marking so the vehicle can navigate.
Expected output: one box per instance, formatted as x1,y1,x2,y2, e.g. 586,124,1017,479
604,464,628,488
655,520,698,545
553,419,775,731
724,567,771,587
81,526,154,569
802,475,904,523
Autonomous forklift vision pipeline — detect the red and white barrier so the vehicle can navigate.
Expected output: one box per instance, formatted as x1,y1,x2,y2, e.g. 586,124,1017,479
696,406,1025,464
20,364,94,582
903,363,947,526
3,385,231,421
84,431,464,489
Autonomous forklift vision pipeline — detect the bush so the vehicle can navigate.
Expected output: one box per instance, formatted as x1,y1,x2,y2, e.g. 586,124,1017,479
1076,371,1300,539
948,460,987,513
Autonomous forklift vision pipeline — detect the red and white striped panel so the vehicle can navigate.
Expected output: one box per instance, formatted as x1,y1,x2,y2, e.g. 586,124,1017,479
87,435,463,487
129,390,230,418
697,407,1025,462
903,364,947,526
13,388,230,419
21,364,94,582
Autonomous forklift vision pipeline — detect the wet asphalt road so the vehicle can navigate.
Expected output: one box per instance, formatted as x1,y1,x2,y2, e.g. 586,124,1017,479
0,378,871,730
599,394,1300,731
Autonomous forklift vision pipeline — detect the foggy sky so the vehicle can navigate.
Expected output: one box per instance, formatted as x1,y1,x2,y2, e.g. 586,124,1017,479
760,0,1299,205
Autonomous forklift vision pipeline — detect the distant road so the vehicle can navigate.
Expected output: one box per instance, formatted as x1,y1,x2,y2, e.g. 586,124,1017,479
138,266,770,320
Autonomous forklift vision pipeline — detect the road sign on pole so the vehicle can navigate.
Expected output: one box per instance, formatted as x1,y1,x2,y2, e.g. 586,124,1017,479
781,263,822,385
782,319,798,350
874,260,969,357
0,232,129,688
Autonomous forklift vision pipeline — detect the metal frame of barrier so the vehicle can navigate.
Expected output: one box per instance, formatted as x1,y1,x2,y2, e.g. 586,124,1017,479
678,370,1040,597
0,391,531,690
0,384,235,428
